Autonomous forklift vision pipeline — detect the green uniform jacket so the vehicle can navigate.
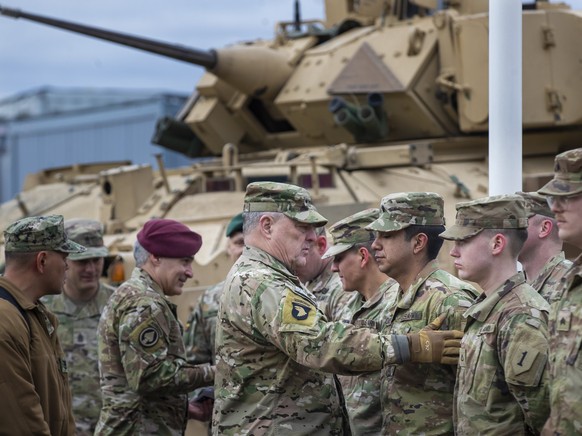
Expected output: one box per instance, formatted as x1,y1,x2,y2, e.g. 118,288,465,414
0,277,75,435
336,279,399,436
380,261,478,436
43,283,115,435
455,272,550,435
213,246,400,436
542,254,582,435
96,268,214,435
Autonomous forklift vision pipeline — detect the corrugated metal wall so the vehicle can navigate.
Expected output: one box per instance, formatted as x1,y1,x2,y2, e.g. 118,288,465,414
0,92,191,202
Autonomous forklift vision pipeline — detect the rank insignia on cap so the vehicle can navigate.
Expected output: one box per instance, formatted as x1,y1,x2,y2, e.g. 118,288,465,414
139,327,160,348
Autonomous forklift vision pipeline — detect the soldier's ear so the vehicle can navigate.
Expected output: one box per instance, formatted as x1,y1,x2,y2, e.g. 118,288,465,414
259,214,274,238
36,251,48,272
539,219,553,238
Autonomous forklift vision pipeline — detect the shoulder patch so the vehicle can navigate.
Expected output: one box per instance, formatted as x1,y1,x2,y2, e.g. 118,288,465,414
282,291,317,327
506,343,547,387
129,322,165,354
139,327,160,348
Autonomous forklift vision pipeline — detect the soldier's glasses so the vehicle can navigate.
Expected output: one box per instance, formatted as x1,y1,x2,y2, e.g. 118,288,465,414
546,193,582,209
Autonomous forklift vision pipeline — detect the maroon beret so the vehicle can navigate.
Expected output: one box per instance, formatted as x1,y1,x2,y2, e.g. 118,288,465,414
137,219,202,258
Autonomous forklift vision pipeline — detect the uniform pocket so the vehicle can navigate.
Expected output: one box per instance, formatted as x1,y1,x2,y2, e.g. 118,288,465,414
466,337,495,403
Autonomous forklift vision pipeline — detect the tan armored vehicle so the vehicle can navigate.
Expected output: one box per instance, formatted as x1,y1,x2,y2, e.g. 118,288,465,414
1,0,580,321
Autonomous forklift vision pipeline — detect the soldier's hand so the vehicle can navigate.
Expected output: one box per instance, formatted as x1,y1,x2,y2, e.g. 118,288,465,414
188,397,214,421
406,325,463,365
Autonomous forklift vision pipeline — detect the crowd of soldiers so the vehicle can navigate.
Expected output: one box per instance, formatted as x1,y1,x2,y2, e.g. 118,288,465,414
0,147,580,435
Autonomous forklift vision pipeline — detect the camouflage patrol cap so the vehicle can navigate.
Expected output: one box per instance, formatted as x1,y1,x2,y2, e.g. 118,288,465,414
65,219,109,261
440,194,528,241
243,181,327,226
366,192,445,233
515,191,554,218
538,148,582,196
322,208,379,259
4,215,86,254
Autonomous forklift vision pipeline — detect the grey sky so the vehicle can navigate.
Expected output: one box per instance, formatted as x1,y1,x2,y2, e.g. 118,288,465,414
0,0,325,100
0,0,580,101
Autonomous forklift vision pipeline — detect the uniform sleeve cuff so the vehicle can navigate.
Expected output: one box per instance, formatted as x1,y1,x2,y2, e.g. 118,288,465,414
392,334,410,364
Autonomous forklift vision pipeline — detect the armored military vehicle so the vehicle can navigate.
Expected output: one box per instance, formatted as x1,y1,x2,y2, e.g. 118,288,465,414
1,0,580,319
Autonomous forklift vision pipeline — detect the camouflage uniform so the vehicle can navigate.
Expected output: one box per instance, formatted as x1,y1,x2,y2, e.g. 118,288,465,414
367,193,479,435
96,267,214,435
323,208,397,435
441,195,551,434
213,182,419,436
517,191,572,303
42,219,114,435
44,283,114,434
542,256,582,435
538,148,582,435
336,279,399,435
530,252,572,303
378,262,477,435
184,280,223,365
303,262,346,321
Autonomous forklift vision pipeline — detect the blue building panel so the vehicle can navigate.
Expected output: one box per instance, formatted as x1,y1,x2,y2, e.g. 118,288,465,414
0,89,190,202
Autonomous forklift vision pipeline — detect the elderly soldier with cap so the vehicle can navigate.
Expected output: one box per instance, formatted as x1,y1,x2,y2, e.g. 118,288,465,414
441,194,550,434
516,191,572,303
366,192,478,435
96,218,214,435
213,182,464,435
43,219,115,435
537,148,582,435
295,225,346,320
322,208,397,435
0,214,85,435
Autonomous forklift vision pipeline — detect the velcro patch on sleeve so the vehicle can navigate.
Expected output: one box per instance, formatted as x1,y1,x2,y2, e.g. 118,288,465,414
129,323,164,354
282,292,317,327
506,344,547,386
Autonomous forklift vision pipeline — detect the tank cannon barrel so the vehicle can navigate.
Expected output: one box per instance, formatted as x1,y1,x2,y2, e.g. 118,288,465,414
0,5,218,69
0,5,295,99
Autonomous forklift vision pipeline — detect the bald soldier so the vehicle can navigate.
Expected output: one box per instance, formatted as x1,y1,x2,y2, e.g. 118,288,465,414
213,182,463,435
43,219,115,435
366,192,478,435
538,148,582,435
96,219,214,435
323,208,397,435
441,195,550,434
0,215,85,435
516,191,572,303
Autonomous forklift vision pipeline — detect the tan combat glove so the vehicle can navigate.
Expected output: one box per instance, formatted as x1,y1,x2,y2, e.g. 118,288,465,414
406,314,464,365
